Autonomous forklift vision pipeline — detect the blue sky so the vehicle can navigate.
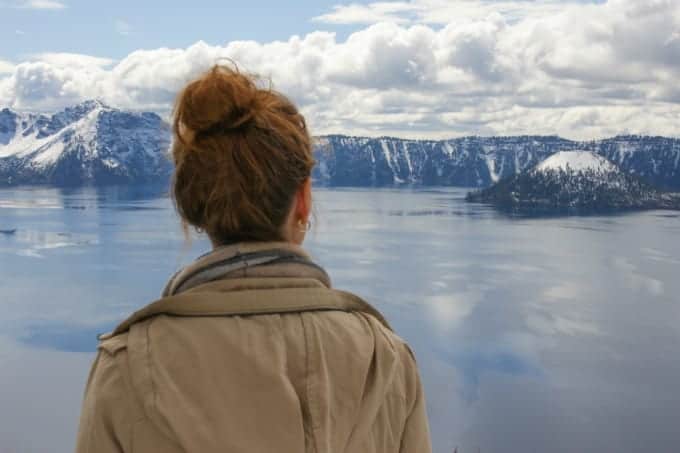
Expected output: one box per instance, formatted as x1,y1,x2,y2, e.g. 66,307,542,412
1,0,678,139
4,0,607,61
4,0,362,60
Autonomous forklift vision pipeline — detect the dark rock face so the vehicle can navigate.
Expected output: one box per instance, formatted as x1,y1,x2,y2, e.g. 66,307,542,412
0,101,171,187
0,108,18,145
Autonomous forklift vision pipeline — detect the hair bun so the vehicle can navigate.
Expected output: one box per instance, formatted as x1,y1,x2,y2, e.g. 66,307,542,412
176,65,260,138
170,62,316,246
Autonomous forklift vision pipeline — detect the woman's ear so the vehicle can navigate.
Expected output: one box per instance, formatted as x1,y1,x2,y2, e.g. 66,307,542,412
296,177,312,221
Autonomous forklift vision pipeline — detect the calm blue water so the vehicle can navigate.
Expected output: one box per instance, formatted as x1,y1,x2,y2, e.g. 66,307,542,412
1,185,679,453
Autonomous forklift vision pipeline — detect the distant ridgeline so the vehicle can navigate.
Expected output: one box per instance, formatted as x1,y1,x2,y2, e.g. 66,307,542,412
1,101,679,192
313,135,680,190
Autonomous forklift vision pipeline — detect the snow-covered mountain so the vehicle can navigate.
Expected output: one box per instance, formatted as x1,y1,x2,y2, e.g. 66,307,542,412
312,135,680,189
1,101,679,190
0,101,171,186
466,150,680,212
312,135,575,187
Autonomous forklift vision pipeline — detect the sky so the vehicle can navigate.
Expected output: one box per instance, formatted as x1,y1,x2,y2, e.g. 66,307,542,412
1,0,679,140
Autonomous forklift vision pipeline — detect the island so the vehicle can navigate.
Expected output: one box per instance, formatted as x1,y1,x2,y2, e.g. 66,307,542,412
466,151,680,213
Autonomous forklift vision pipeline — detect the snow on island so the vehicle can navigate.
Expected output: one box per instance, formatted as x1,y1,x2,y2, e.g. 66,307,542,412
534,150,617,175
466,150,680,213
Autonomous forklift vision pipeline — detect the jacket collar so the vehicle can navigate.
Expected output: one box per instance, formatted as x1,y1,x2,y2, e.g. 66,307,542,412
100,241,395,340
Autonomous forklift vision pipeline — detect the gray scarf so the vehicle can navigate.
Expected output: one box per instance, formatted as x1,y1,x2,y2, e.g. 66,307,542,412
162,241,332,297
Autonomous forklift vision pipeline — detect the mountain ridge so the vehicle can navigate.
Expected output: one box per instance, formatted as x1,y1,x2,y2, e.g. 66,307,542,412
312,134,680,189
1,102,679,189
0,101,171,186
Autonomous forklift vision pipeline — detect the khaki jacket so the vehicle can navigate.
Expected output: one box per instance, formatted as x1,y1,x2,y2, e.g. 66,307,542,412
75,241,432,453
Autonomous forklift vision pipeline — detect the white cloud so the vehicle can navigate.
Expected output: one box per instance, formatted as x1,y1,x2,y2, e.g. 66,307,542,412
313,2,417,24
0,0,678,140
313,0,589,26
326,22,439,88
0,60,14,74
29,52,115,68
14,0,66,9
10,62,88,109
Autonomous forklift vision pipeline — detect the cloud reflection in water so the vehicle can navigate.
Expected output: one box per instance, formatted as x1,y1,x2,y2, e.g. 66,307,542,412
1,186,680,453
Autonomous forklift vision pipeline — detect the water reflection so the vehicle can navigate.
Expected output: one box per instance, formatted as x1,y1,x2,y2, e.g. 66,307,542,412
0,186,679,453
308,188,680,452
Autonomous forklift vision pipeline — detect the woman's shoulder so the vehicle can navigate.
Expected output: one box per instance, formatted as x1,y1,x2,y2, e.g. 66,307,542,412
307,288,421,371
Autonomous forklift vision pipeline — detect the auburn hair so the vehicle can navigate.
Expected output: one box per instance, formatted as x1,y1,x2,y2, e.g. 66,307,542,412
170,64,315,245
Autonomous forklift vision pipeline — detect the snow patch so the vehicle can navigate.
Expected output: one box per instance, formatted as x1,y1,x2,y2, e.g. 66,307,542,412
380,140,393,170
483,155,500,183
380,139,403,183
102,157,120,168
443,142,455,157
616,142,636,162
403,142,413,175
0,131,51,159
32,140,66,165
535,151,616,174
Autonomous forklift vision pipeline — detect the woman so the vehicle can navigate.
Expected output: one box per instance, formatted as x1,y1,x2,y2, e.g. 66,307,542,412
75,64,432,453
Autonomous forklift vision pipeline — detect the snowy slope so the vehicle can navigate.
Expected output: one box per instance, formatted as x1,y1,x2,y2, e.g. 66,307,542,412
534,151,617,174
0,101,171,186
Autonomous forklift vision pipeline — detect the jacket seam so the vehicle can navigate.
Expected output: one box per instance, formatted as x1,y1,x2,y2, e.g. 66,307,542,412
300,313,318,453
129,322,186,451
145,321,158,420
144,305,348,316
82,351,101,452
109,349,149,426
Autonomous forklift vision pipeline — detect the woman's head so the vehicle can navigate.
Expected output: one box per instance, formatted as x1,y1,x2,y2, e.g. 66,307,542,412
170,64,315,246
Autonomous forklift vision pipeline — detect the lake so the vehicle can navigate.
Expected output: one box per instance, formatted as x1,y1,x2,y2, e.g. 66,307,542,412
1,185,679,453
